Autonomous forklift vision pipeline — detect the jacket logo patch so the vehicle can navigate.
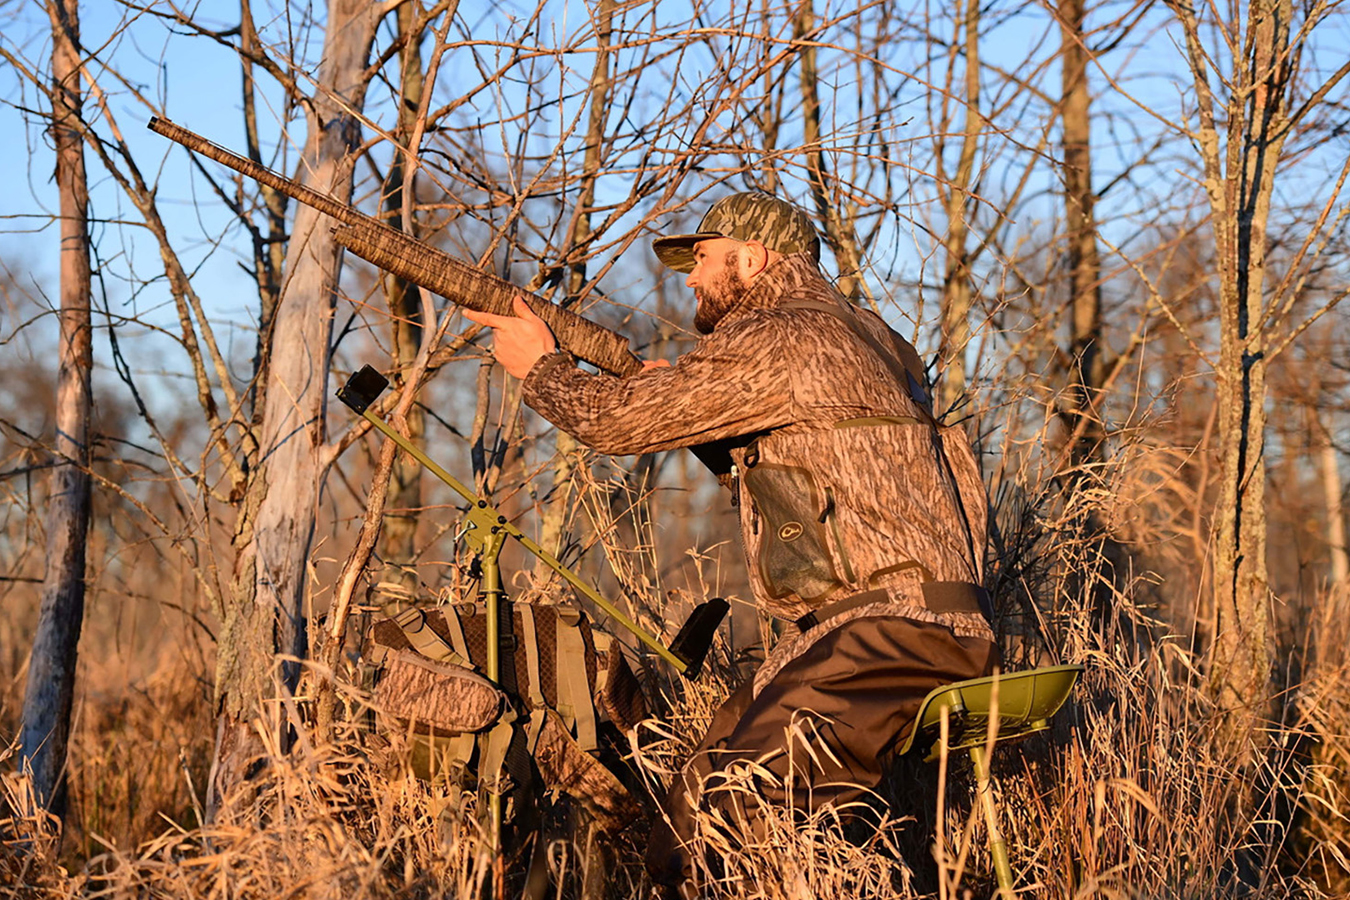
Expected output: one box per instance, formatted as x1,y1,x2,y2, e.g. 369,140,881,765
778,521,804,542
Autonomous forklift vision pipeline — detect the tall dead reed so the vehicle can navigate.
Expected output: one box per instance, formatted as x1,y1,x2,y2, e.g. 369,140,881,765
3,428,1350,899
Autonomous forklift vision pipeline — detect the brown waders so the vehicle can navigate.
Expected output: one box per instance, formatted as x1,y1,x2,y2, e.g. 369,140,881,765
646,614,998,886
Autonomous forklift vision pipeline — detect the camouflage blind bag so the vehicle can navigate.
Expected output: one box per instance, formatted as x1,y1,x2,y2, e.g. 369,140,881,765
361,596,649,831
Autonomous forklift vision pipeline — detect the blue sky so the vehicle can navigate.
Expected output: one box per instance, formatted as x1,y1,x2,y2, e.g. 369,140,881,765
2,2,268,310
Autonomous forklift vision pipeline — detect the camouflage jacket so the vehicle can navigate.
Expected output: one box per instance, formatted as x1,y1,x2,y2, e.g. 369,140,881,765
523,253,995,688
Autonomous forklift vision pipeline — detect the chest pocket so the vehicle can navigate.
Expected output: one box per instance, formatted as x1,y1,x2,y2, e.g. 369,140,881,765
743,459,849,601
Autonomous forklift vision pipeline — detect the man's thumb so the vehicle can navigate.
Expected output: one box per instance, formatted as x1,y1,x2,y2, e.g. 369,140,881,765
512,295,537,320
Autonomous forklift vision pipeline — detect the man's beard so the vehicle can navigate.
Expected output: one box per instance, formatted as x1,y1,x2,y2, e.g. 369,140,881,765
694,250,750,334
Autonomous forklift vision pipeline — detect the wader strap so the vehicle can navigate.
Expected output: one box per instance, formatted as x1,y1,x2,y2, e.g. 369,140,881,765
393,607,468,667
518,603,547,710
795,588,889,632
795,582,991,632
921,581,994,620
555,617,598,752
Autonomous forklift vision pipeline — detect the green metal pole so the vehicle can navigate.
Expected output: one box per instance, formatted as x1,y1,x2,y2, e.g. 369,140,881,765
357,406,688,673
480,533,505,848
970,743,1014,896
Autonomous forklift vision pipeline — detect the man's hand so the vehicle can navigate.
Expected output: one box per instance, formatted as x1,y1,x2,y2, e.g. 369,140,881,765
463,295,558,379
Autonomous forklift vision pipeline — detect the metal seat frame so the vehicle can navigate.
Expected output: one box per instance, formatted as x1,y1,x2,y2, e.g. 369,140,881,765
899,664,1084,896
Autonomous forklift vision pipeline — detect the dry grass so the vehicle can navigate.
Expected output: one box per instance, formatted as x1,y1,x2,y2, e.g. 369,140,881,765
630,718,922,899
3,593,1348,899
61,664,214,861
4,715,498,899
4,447,1350,899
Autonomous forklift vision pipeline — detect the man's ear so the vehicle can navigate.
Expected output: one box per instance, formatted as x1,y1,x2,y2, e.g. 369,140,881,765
741,240,770,279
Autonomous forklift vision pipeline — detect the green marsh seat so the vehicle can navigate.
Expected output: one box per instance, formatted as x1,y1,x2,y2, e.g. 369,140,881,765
898,664,1084,896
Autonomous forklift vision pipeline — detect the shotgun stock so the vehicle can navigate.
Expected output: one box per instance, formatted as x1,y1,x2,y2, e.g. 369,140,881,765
147,116,643,378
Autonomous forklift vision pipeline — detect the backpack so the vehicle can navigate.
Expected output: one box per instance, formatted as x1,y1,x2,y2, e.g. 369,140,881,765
361,596,649,832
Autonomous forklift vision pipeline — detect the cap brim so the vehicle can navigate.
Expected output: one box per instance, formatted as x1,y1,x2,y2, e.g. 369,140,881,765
651,232,723,273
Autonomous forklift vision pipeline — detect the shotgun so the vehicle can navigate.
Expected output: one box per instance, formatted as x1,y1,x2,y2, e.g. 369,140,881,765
147,116,643,378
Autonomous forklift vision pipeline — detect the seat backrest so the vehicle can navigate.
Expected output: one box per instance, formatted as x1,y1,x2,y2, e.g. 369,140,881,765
899,664,1083,759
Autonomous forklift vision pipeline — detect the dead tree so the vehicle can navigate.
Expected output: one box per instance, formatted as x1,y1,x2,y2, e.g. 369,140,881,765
20,0,93,820
211,0,382,804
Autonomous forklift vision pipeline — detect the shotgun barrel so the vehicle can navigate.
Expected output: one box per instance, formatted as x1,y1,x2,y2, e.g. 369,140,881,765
147,116,643,378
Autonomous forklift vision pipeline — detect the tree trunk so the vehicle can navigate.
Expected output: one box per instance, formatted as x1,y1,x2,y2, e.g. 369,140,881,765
1211,302,1272,741
937,0,982,417
1169,0,1292,745
1208,0,1287,741
21,0,93,820
795,2,863,301
537,0,616,565
240,0,289,440
1317,414,1348,589
377,0,429,595
211,0,379,807
1059,0,1105,465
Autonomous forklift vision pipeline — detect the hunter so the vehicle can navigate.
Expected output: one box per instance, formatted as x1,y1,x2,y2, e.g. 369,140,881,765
464,192,999,887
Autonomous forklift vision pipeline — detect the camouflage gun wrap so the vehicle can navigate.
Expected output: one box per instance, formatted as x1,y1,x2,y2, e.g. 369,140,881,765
147,116,643,378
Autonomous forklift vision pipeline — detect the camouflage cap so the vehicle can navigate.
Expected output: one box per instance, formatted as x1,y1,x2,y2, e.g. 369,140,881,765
652,192,821,273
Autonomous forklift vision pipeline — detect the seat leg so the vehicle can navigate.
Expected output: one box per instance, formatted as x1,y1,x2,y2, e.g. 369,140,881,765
969,743,1014,896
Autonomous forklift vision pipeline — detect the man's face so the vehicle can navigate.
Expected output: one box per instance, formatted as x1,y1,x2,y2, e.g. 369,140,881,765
687,237,751,334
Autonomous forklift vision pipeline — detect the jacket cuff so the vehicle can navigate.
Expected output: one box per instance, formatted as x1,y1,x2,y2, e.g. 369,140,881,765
522,350,575,399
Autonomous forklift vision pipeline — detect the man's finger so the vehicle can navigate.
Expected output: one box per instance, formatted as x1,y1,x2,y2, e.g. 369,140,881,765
462,307,511,328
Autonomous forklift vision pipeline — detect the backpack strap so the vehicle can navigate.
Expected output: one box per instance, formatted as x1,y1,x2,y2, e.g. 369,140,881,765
590,631,613,704
554,612,598,752
392,607,468,668
426,732,477,788
440,604,472,664
531,708,641,834
517,603,547,710
477,717,516,797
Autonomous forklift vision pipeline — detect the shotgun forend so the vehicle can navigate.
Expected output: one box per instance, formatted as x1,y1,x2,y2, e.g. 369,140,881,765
147,116,643,378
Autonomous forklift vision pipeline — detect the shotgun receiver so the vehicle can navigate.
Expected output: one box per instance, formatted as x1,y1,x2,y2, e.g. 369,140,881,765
147,116,643,378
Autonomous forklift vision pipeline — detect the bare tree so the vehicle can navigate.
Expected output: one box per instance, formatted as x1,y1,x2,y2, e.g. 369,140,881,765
795,1,866,302
1057,0,1105,466
935,0,983,417
1165,0,1350,741
212,0,382,798
1317,412,1349,591
374,0,434,595
19,0,93,819
7,4,1350,890
535,0,617,566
